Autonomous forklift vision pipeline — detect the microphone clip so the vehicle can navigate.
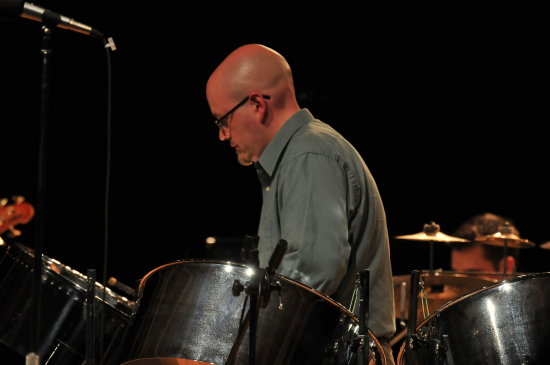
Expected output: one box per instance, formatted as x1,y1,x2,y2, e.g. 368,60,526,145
104,37,116,51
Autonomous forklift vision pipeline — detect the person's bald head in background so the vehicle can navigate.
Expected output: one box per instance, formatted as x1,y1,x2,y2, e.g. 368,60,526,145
207,44,300,166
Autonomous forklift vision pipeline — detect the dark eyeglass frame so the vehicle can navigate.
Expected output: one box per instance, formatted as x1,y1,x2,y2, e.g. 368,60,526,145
214,95,271,130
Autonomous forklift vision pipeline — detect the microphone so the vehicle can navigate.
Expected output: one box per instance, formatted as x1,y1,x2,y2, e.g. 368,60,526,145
0,0,103,39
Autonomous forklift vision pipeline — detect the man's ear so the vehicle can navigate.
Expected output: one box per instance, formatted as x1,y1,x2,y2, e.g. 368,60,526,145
249,93,268,123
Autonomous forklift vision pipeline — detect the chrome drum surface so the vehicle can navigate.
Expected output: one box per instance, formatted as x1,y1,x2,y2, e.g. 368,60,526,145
0,242,131,364
118,260,386,365
397,272,550,365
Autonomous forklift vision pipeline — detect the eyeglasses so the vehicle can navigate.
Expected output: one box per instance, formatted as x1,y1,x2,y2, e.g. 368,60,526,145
214,95,271,135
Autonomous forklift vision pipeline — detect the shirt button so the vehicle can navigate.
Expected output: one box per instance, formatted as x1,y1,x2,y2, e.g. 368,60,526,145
266,186,270,191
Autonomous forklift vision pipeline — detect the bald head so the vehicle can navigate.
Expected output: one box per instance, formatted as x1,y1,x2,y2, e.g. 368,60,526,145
206,45,301,166
207,44,296,107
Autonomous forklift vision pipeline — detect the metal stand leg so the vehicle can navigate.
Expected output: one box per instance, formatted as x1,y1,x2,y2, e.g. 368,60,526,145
249,294,257,365
404,270,420,365
87,269,97,365
231,237,287,364
502,238,508,279
248,246,260,365
359,270,370,365
27,25,54,365
400,281,407,327
429,240,434,274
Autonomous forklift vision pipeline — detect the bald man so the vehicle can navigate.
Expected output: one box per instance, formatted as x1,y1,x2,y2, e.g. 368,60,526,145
207,45,395,363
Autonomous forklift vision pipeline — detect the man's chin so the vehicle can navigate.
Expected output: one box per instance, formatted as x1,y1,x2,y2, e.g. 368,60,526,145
237,152,254,166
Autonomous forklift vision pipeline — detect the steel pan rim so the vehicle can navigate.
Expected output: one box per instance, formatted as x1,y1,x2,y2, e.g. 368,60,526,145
5,242,131,317
137,259,360,321
137,260,246,294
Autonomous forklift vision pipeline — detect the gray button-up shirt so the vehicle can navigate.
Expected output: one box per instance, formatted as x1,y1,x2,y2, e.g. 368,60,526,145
255,109,395,337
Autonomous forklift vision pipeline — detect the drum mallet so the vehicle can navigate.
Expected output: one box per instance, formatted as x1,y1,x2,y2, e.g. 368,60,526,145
404,270,421,365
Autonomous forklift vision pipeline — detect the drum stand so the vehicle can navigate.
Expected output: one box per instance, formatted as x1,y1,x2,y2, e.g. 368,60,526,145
233,236,288,365
403,270,447,365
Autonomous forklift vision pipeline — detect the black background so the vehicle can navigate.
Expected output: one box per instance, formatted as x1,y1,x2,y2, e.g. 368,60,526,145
1,3,548,290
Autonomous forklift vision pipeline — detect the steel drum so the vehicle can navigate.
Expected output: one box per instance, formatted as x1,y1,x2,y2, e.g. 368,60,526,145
0,242,132,364
117,260,386,365
393,272,497,322
397,272,550,364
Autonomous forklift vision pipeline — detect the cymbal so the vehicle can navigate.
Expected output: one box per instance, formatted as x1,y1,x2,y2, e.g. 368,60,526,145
475,232,535,248
394,221,469,243
541,241,550,250
394,231,469,243
393,272,497,323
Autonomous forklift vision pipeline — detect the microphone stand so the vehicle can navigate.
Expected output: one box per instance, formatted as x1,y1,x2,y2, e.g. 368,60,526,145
231,237,288,365
359,270,370,365
27,24,54,365
248,247,259,365
404,270,420,365
86,270,97,365
238,235,260,365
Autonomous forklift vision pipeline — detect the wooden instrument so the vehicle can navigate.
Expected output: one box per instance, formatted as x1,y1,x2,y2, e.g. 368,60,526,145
0,196,35,239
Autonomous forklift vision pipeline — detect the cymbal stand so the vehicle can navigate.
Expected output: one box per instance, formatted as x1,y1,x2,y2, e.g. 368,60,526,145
502,238,508,279
424,222,438,274
429,240,434,274
404,270,421,365
359,269,370,365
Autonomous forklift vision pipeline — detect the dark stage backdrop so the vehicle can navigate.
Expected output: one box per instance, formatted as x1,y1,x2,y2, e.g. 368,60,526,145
1,3,548,290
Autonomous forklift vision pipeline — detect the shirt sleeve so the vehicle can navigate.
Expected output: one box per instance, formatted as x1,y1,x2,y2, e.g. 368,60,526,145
277,152,354,296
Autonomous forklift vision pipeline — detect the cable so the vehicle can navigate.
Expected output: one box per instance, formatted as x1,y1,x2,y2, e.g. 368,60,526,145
99,36,113,365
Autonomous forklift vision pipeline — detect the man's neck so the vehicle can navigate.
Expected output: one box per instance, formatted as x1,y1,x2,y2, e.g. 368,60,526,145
267,106,301,141
254,106,301,163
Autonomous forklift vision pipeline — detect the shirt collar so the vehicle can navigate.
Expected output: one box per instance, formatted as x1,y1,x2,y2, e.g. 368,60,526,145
255,109,315,176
